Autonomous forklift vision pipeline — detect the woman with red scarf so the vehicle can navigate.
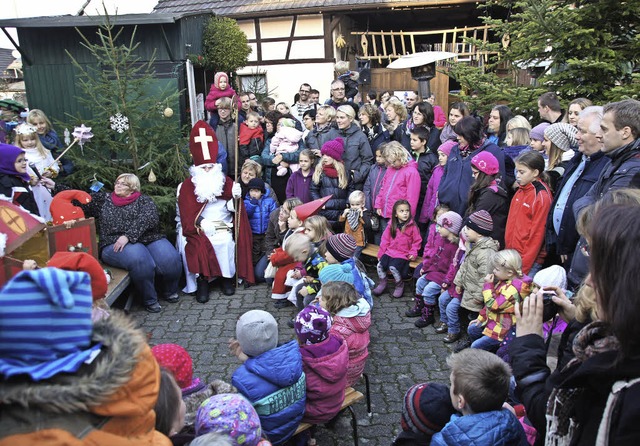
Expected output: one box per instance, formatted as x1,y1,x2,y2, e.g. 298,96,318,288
87,173,181,313
309,137,353,232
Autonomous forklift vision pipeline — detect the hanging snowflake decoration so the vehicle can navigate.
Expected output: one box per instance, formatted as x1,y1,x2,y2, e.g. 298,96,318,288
110,113,129,133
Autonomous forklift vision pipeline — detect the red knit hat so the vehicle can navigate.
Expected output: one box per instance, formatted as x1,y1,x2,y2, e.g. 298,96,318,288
47,251,108,300
49,190,92,225
321,137,344,161
293,195,332,222
151,343,198,391
189,120,219,166
471,151,499,176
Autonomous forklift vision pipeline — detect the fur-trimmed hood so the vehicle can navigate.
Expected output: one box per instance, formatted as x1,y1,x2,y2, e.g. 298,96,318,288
1,311,149,413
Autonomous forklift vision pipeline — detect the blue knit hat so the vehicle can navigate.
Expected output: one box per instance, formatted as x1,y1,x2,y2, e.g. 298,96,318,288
319,259,366,297
0,268,102,381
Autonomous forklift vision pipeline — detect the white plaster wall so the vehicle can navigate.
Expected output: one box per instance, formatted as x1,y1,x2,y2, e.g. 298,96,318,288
237,62,336,104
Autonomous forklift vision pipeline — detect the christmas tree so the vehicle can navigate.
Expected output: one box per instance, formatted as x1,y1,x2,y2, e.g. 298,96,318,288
64,10,189,233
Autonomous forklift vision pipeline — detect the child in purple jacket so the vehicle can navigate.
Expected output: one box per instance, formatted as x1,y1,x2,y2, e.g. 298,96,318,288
286,149,316,203
407,211,462,329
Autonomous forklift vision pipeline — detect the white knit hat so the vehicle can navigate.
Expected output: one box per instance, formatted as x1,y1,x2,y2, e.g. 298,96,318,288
533,265,567,289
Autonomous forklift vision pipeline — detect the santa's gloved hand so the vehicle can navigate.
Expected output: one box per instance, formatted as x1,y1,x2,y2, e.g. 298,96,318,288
232,182,242,199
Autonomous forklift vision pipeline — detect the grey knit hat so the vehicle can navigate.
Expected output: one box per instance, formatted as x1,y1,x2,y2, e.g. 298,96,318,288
236,310,278,357
544,123,578,151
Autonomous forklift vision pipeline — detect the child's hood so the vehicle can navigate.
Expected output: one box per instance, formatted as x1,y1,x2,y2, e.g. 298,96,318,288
336,297,371,318
244,340,303,387
301,335,349,383
278,126,304,142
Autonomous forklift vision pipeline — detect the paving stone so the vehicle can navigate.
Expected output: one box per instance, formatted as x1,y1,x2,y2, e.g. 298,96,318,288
128,280,451,445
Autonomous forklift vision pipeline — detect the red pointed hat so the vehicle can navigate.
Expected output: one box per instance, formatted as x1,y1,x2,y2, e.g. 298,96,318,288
47,251,108,300
189,120,219,166
293,195,332,222
50,190,92,226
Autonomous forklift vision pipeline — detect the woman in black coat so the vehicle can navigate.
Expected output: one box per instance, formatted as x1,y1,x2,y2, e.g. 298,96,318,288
309,137,353,232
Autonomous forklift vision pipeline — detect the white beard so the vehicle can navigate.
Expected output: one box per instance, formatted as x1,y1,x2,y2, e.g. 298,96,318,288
190,164,225,203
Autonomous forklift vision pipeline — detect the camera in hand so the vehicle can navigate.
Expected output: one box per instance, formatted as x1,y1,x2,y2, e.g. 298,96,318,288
542,292,559,321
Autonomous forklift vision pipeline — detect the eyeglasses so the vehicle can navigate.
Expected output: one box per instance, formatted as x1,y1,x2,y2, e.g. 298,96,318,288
114,181,130,187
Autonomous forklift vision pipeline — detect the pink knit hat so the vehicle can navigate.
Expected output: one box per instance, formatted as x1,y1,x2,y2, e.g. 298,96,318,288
321,137,345,161
214,72,229,89
471,151,499,175
437,140,457,157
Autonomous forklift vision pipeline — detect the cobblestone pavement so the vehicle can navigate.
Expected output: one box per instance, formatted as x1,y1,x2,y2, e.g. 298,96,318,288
128,275,452,446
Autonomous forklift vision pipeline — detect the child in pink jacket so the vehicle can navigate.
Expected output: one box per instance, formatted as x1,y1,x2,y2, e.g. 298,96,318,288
319,281,371,388
374,141,421,224
205,72,240,128
373,199,422,298
294,306,348,423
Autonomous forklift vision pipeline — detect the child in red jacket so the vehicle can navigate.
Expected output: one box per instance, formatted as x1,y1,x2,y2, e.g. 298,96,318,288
204,72,239,129
505,151,552,275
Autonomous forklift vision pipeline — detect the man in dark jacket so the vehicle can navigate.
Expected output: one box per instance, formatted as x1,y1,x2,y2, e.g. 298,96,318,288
573,99,640,216
546,106,609,268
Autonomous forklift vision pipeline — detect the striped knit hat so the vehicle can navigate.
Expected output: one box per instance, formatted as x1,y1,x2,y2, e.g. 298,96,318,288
0,268,102,381
465,210,494,236
401,382,456,437
544,123,578,151
325,233,357,263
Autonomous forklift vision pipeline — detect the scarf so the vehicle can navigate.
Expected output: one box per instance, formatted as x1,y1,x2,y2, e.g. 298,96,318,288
322,164,338,178
545,321,620,446
362,124,382,142
459,137,486,158
111,191,141,207
0,145,30,182
346,208,361,231
440,124,457,143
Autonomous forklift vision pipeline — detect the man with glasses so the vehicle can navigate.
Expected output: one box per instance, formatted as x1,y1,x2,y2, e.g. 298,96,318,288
290,83,315,125
327,79,359,115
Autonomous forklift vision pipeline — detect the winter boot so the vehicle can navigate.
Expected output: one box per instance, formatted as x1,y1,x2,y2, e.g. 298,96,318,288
372,277,388,296
415,304,436,328
405,295,425,317
392,280,405,298
434,321,449,334
221,277,235,296
196,276,210,304
443,332,462,344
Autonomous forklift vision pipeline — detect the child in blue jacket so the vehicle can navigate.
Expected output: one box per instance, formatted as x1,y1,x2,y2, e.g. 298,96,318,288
244,178,278,265
430,349,528,446
229,310,306,445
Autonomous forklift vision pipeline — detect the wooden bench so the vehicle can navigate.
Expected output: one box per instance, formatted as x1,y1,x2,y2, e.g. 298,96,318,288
361,244,423,270
103,265,132,309
294,386,366,446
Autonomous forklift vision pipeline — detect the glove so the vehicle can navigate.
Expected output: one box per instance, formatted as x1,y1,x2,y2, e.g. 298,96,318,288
250,198,259,205
232,182,242,199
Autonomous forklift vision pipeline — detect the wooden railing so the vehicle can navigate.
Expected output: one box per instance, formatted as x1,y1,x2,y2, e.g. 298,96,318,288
351,25,496,64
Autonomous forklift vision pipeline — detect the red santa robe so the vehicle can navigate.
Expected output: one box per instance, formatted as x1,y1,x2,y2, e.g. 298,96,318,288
178,176,254,284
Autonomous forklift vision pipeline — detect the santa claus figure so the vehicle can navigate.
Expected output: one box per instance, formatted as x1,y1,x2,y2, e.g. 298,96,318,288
178,121,254,302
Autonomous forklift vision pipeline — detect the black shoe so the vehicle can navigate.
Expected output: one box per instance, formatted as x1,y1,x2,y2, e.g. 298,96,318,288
196,277,210,303
434,322,449,334
452,337,472,352
163,293,180,303
221,278,235,296
274,299,293,309
145,302,162,313
415,315,435,328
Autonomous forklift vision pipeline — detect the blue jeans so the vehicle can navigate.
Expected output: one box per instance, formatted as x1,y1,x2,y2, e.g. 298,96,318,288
439,291,461,333
101,238,181,307
415,277,442,306
467,321,501,351
254,254,268,283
